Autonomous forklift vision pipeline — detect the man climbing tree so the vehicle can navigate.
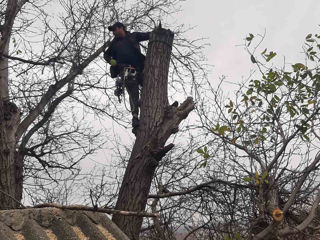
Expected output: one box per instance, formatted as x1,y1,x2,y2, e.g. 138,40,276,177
112,25,195,239
104,22,150,135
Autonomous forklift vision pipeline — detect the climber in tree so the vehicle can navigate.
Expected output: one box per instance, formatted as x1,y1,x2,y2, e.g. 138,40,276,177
104,22,150,135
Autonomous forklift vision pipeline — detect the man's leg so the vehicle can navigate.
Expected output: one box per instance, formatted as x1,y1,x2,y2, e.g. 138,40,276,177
137,71,144,87
125,79,140,134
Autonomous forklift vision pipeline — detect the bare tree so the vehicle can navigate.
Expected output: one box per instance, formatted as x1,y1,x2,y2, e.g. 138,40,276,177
0,0,206,211
139,32,320,240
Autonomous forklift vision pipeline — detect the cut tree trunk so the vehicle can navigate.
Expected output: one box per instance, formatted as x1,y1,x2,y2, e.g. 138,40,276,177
0,99,23,209
112,27,194,239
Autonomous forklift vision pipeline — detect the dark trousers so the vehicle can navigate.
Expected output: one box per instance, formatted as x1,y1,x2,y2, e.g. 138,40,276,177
124,72,143,116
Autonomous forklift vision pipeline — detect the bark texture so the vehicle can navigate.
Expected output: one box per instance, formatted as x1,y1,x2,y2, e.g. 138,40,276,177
0,0,27,100
112,27,194,239
0,0,27,209
0,99,22,209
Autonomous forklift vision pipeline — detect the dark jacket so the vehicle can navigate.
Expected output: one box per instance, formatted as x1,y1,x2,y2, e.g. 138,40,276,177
104,31,150,78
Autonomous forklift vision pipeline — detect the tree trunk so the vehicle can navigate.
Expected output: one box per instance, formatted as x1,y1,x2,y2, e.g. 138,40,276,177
0,99,22,209
0,0,24,209
112,27,194,239
0,0,20,100
0,47,9,100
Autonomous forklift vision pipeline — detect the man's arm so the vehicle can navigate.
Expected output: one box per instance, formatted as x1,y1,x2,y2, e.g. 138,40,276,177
135,32,150,42
103,46,113,63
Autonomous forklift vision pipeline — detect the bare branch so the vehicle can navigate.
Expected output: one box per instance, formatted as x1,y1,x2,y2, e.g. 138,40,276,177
148,179,249,199
33,203,158,217
16,41,110,141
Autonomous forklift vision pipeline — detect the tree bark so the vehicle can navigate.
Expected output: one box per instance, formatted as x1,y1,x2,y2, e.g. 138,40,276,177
112,27,194,239
0,44,9,100
0,99,22,209
0,0,27,100
0,0,26,209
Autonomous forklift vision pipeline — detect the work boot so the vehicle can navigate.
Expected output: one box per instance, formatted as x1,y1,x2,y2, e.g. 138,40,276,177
132,116,140,135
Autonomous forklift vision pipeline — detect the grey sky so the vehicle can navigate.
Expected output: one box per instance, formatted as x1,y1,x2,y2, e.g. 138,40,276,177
77,0,320,185
174,0,320,84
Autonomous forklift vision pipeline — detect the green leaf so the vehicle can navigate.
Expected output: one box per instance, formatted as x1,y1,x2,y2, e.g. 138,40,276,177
246,33,254,41
307,47,313,52
244,177,251,182
218,126,230,135
261,171,268,181
275,81,283,86
306,33,312,39
197,148,204,154
289,107,296,118
269,84,276,93
230,101,234,109
292,63,306,71
266,51,277,62
255,171,259,180
303,134,310,142
200,161,207,168
204,146,208,152
246,88,253,95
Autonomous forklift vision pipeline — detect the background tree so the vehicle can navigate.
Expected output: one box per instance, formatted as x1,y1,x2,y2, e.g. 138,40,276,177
138,32,320,240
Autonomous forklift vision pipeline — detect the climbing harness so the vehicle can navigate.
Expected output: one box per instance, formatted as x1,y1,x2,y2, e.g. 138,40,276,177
124,66,137,79
114,65,137,103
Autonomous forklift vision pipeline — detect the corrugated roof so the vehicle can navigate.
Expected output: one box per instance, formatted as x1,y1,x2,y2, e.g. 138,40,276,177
0,208,129,240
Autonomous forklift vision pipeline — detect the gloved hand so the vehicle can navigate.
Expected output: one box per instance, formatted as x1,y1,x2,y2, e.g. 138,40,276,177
110,59,117,67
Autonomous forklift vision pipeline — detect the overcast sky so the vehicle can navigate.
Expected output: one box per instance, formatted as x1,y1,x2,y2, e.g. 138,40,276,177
78,0,320,177
173,0,320,86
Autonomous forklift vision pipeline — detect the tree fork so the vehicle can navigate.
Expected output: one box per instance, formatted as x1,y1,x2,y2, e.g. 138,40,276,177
112,27,194,239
